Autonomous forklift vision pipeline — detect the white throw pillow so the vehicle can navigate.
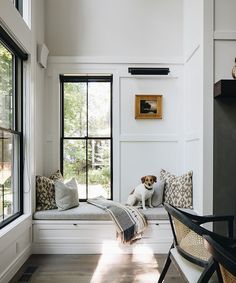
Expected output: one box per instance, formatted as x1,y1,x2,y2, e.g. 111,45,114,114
55,178,79,211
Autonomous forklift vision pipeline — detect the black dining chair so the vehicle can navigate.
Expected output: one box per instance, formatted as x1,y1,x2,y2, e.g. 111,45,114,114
158,203,234,283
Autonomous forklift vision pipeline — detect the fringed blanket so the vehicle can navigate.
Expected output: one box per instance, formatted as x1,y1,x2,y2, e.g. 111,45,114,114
87,196,147,244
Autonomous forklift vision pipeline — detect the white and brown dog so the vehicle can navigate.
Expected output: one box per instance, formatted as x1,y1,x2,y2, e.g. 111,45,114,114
126,175,157,210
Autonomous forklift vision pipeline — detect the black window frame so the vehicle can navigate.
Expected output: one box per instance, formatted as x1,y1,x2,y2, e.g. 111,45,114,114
60,75,113,201
15,0,23,16
10,0,23,16
0,26,27,229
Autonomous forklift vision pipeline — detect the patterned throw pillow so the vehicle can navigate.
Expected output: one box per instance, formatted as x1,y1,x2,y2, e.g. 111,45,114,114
36,170,63,211
160,169,193,208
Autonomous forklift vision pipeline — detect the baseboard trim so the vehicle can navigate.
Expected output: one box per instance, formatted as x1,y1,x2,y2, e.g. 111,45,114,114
0,245,32,283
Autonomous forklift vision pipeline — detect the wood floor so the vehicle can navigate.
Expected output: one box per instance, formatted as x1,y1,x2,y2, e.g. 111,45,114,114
10,254,184,283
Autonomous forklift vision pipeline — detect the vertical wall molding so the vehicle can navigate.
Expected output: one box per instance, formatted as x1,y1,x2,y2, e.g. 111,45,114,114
202,0,214,215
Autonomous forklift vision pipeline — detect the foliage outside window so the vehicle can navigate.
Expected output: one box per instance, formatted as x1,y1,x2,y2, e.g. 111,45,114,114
0,27,26,228
60,75,112,200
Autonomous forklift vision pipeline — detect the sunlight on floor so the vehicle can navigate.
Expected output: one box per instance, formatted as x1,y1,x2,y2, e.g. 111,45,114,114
132,245,159,264
90,241,160,283
135,272,160,282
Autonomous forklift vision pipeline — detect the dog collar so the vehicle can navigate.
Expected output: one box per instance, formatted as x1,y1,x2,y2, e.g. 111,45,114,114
144,185,153,190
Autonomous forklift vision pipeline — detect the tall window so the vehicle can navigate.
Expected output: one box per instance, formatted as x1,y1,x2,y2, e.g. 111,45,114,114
60,75,112,200
0,26,27,228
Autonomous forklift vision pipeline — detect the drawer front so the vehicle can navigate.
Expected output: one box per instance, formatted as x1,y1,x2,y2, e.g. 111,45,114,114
33,223,117,244
33,221,172,245
141,222,173,243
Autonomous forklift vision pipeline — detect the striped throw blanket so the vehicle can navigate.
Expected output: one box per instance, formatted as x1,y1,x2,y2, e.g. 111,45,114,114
87,196,147,244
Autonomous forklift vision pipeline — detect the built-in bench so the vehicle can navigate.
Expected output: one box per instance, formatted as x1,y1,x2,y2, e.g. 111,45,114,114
32,203,192,254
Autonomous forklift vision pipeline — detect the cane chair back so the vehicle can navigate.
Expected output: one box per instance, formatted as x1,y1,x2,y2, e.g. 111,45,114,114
204,235,236,283
220,267,236,283
173,217,211,264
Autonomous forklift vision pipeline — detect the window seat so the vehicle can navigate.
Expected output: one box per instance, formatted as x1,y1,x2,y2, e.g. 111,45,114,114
32,203,194,255
33,202,170,221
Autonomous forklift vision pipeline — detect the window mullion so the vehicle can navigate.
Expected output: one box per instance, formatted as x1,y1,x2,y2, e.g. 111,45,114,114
60,81,64,174
86,79,89,199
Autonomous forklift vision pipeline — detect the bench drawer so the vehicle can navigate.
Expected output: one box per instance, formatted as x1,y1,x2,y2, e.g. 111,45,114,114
33,222,116,244
32,220,173,254
142,221,172,243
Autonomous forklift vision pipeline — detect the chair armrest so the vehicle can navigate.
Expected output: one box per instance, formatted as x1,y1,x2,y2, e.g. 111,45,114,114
179,209,234,238
196,215,234,224
206,234,236,250
180,209,233,223
198,215,234,238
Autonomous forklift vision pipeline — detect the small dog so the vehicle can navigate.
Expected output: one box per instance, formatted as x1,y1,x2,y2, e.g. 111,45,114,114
126,175,157,210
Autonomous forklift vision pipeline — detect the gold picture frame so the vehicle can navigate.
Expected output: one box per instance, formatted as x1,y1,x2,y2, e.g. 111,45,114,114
135,94,163,119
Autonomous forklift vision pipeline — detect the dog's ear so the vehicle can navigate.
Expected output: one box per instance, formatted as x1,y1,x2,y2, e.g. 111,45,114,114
153,176,157,182
141,176,146,183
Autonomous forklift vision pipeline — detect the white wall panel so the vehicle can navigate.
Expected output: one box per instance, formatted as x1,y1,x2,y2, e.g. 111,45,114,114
0,216,31,283
183,0,205,214
215,0,236,32
184,48,203,135
214,0,236,81
120,141,181,204
45,0,183,58
183,0,203,60
120,77,180,136
185,139,201,213
34,0,46,175
215,41,236,82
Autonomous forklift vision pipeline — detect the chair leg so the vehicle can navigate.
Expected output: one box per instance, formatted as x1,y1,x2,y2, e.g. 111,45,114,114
197,259,216,283
158,244,173,283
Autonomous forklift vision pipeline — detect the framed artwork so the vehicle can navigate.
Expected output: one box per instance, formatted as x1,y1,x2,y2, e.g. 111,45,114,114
135,94,163,119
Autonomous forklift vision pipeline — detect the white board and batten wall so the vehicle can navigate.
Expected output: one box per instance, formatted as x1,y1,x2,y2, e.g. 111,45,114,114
43,0,188,205
183,0,215,216
43,0,217,215
183,0,204,214
45,61,184,204
183,0,236,215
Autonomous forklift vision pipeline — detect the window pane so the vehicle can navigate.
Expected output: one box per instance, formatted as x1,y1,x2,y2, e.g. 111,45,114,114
0,42,14,129
63,139,86,199
64,83,87,137
0,131,20,222
88,82,111,137
88,139,111,199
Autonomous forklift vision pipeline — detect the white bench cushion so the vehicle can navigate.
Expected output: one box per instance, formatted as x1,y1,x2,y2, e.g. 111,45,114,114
33,203,171,221
33,203,195,221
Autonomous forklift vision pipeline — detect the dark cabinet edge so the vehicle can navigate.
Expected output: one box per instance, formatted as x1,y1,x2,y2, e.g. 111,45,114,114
214,79,236,98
